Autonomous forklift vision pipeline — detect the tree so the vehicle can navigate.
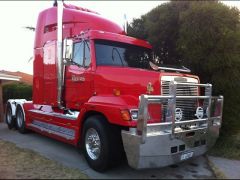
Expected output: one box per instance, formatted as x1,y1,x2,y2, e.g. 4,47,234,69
128,1,191,65
128,17,147,40
177,1,240,134
128,1,240,135
178,2,240,82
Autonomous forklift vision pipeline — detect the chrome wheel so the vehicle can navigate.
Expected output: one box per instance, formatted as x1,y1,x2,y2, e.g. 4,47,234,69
17,109,24,128
6,107,12,124
85,128,101,160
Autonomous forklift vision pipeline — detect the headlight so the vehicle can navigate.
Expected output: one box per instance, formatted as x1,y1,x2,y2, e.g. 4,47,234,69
130,109,138,121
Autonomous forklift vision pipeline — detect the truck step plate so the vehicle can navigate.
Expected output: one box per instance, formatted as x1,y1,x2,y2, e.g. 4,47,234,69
180,151,194,161
28,120,75,140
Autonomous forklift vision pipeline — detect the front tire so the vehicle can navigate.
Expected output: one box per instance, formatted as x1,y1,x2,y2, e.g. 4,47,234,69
16,106,27,134
82,115,123,172
5,103,15,129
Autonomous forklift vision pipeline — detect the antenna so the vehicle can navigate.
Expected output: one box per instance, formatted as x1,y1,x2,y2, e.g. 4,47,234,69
123,13,128,34
53,0,64,7
53,0,57,7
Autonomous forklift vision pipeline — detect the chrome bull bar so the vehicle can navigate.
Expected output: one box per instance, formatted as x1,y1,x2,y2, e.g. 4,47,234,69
121,81,224,169
136,81,224,144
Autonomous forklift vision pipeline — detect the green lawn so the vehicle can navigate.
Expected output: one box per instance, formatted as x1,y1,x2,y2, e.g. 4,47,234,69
0,139,88,179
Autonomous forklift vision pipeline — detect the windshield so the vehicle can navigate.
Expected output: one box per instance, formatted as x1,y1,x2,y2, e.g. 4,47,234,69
95,40,152,70
94,39,191,73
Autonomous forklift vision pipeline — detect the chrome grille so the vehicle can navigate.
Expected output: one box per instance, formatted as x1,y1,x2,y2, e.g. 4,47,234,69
162,79,199,121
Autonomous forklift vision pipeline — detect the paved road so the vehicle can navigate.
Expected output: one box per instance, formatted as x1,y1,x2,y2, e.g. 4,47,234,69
208,156,240,179
0,123,215,179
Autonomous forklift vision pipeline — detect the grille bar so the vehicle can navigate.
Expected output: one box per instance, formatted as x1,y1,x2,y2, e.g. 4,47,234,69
162,79,199,121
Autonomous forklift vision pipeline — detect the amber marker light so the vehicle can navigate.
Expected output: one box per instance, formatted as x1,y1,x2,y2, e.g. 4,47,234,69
121,110,131,121
113,89,121,96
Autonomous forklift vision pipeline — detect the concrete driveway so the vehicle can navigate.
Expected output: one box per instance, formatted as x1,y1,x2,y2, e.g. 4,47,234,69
0,123,215,179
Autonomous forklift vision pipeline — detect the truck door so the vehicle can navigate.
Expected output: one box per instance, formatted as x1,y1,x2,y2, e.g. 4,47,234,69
64,40,94,110
43,41,58,106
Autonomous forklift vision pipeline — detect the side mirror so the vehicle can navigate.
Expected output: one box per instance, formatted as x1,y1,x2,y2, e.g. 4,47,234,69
63,38,73,65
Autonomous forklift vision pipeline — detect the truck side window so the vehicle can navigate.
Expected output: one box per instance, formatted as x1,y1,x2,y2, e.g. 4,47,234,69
73,42,84,66
84,41,91,67
73,41,91,68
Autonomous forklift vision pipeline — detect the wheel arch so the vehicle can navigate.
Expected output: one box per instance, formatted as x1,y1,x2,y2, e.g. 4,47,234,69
82,110,108,125
7,99,27,117
16,103,26,122
80,111,108,135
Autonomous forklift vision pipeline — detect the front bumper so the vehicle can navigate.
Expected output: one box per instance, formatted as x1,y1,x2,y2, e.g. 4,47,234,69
121,81,224,169
122,124,220,169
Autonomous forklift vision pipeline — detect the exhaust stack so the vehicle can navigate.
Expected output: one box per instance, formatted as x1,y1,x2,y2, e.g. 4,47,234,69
57,0,64,108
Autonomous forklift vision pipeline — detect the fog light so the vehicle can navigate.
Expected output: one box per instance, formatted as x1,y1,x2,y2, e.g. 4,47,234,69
130,109,138,120
175,108,183,121
195,107,204,119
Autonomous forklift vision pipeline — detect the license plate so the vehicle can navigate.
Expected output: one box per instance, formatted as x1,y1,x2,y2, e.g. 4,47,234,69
180,151,194,161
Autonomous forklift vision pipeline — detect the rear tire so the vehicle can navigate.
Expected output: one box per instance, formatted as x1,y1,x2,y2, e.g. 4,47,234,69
5,103,15,129
82,115,123,172
16,105,27,134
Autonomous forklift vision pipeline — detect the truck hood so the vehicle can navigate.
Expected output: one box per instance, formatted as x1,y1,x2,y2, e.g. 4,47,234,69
94,66,160,105
93,66,199,124
94,66,198,107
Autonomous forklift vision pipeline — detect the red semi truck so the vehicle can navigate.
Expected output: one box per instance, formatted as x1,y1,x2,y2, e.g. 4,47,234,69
5,1,224,171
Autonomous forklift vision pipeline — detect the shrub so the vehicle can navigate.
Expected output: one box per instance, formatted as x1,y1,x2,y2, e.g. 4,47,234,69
3,83,32,103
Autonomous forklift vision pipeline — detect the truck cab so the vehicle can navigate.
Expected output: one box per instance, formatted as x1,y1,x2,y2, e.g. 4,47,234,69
5,2,224,172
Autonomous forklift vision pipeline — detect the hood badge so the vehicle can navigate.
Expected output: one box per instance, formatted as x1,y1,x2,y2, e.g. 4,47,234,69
147,82,154,94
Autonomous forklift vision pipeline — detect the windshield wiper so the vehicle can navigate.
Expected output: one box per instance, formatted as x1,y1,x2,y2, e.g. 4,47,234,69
112,47,124,66
149,61,191,73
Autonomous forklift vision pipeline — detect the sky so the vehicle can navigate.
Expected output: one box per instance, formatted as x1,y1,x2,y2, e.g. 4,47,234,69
0,1,239,75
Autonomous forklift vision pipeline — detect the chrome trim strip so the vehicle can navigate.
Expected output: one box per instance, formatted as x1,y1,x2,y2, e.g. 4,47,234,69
161,76,198,83
174,82,212,87
29,109,78,120
158,66,191,73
